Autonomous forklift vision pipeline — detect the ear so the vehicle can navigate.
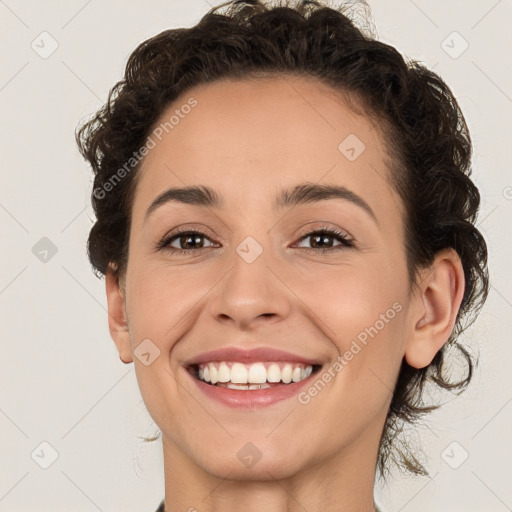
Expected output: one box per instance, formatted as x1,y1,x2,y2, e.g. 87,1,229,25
405,248,465,369
105,264,133,364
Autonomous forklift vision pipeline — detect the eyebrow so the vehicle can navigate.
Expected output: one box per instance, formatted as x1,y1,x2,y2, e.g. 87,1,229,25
144,182,378,225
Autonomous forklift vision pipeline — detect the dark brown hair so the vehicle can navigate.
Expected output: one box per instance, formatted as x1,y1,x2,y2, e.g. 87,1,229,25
75,0,489,478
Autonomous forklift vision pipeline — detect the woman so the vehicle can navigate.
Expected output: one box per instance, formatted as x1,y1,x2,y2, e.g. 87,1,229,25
75,1,489,510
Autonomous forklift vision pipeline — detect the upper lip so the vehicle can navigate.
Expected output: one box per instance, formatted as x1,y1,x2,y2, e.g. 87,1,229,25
183,347,324,367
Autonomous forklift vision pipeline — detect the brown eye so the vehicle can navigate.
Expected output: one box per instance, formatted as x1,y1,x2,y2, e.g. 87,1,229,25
172,233,208,250
157,229,217,254
294,227,354,253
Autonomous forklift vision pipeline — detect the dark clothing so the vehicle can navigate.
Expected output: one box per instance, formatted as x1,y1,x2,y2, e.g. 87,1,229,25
155,499,383,511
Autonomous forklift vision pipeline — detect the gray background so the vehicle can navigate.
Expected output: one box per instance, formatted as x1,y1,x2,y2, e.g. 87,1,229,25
0,0,511,510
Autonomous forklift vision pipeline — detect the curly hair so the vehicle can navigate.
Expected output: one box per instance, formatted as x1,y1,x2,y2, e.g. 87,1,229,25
75,0,489,478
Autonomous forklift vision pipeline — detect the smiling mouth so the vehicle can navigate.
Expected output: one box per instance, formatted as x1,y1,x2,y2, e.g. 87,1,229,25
188,361,323,390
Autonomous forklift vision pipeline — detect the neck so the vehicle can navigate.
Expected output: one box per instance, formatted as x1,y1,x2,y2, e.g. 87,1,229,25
161,427,380,512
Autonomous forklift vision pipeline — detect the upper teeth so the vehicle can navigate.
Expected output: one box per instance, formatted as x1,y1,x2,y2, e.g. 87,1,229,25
197,362,313,385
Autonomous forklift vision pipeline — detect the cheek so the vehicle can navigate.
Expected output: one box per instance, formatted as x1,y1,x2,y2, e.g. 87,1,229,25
295,260,407,344
292,260,408,405
124,261,205,423
126,260,196,329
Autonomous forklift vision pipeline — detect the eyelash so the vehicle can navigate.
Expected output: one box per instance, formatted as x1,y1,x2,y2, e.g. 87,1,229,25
155,226,354,255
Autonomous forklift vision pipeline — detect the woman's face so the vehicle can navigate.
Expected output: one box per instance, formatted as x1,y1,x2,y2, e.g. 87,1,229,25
114,76,415,480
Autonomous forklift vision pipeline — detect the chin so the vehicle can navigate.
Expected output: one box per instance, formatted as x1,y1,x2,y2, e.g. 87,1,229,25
193,443,310,481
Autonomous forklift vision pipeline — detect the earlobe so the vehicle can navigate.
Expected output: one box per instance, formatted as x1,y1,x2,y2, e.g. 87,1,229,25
105,264,133,364
405,248,465,369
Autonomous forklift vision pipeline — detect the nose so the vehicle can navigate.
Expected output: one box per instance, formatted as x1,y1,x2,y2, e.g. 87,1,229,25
208,243,292,331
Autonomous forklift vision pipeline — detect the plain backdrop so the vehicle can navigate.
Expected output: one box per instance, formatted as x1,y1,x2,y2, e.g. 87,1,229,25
1,1,511,511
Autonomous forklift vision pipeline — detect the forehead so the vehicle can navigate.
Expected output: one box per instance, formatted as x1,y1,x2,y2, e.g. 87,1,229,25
131,75,402,221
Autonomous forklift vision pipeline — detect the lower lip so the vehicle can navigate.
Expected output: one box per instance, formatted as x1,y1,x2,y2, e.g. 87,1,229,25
184,367,320,408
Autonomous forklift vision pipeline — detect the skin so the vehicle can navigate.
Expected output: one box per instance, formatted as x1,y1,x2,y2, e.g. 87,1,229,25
105,75,465,512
